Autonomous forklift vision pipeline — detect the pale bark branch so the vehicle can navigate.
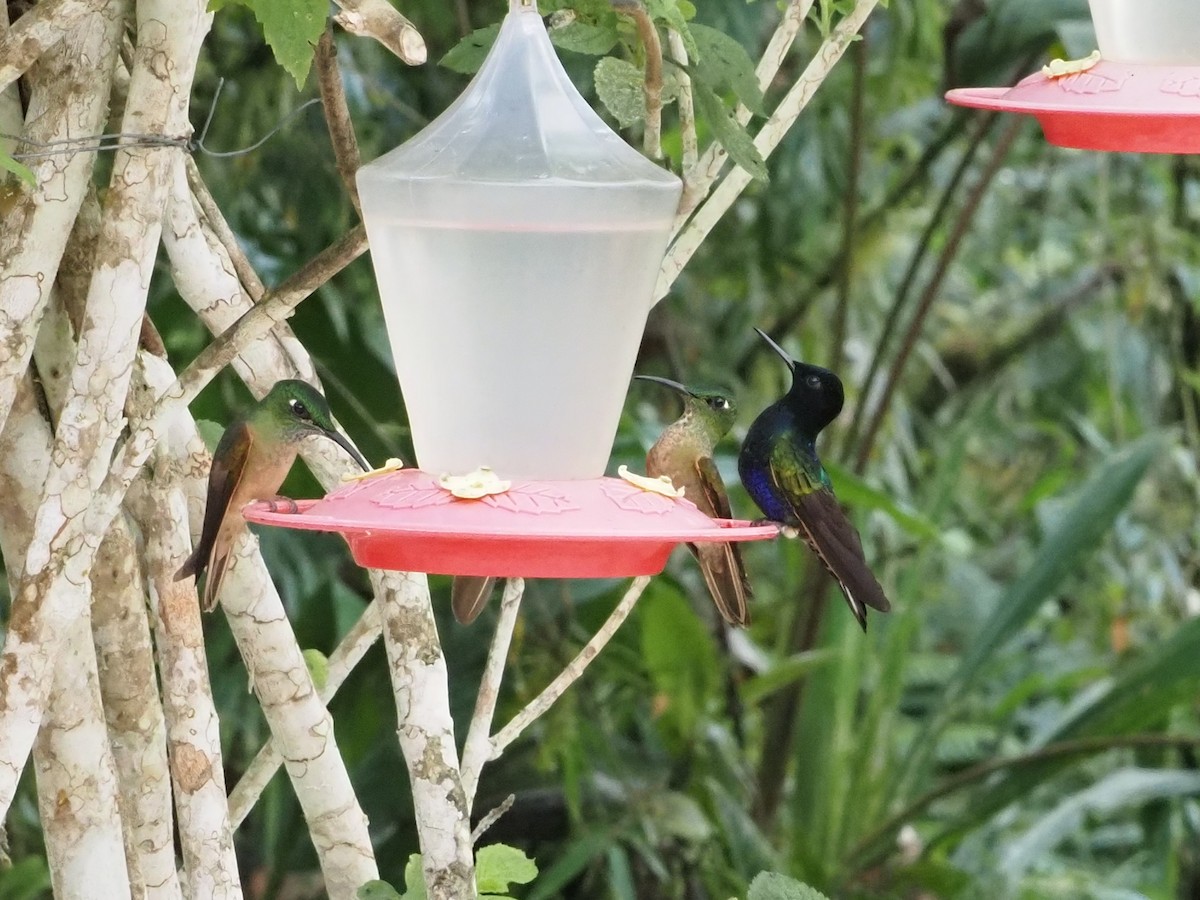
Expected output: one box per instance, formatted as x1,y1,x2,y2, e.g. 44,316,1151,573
0,1,125,440
185,157,267,301
0,0,99,94
659,0,878,299
333,0,427,65
491,576,651,759
381,572,475,900
92,516,184,899
461,578,525,809
0,379,132,899
127,353,243,898
0,0,209,825
228,600,382,829
667,30,697,172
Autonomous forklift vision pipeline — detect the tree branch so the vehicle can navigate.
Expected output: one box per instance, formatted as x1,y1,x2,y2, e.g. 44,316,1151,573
333,0,426,65
316,27,363,217
491,576,651,759
461,578,525,808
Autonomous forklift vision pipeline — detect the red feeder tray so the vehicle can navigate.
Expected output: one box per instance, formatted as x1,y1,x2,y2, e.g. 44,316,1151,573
946,59,1200,153
242,469,780,579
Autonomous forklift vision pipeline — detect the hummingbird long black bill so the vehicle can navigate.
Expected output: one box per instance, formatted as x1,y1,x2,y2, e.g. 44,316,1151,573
753,327,796,371
323,429,371,472
634,374,693,396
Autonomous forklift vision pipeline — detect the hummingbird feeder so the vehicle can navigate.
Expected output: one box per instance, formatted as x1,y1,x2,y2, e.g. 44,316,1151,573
946,0,1200,153
244,0,779,579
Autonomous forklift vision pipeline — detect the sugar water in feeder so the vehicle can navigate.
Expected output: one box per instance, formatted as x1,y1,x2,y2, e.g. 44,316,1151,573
357,0,682,481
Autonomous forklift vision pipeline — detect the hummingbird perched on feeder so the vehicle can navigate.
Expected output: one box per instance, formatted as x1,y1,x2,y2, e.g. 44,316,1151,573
737,329,890,630
175,379,370,611
637,374,753,627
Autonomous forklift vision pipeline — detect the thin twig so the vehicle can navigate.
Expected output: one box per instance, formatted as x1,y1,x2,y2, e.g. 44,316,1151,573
659,0,879,300
461,578,525,807
315,27,362,217
471,794,515,845
613,0,663,159
490,576,651,759
831,36,867,373
185,156,266,301
841,111,998,456
853,117,1022,472
674,0,816,226
98,225,367,511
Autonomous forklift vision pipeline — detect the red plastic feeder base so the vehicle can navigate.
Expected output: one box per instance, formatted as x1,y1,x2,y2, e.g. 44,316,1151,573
946,60,1200,153
242,469,780,578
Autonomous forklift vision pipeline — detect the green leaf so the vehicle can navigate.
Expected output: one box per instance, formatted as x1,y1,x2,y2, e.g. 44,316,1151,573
475,844,538,894
640,584,718,740
401,854,427,900
549,20,619,55
0,856,53,900
0,149,35,188
594,56,647,129
739,649,835,705
999,768,1200,876
689,23,764,115
213,0,326,88
441,24,500,75
691,80,768,181
302,648,329,691
946,435,1161,704
748,871,831,900
357,880,403,900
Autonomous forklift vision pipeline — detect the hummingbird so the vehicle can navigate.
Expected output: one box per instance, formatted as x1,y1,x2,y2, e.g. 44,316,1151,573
737,329,890,630
175,379,370,611
451,575,498,625
637,374,753,627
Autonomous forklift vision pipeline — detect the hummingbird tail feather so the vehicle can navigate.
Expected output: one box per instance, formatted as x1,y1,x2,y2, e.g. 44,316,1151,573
451,576,497,625
174,548,201,582
694,542,752,627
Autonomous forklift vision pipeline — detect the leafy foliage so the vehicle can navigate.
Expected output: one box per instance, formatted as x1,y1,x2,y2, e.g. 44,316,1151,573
208,0,327,87
7,0,1200,897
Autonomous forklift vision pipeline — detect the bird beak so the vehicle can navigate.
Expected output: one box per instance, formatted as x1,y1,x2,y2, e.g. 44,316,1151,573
634,374,693,397
754,327,796,372
323,428,371,472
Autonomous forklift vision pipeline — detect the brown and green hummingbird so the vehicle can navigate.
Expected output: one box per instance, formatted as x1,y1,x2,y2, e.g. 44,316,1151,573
637,374,753,627
175,379,370,611
737,329,890,630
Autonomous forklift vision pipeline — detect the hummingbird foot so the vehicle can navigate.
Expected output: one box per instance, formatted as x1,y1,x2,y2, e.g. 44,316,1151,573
265,496,300,514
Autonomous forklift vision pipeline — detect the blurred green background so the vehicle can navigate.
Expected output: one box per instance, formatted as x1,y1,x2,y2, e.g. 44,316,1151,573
6,0,1200,897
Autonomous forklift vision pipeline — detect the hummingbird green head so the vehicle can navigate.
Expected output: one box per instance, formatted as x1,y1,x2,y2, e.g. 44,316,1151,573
252,380,370,471
754,327,843,436
634,375,737,441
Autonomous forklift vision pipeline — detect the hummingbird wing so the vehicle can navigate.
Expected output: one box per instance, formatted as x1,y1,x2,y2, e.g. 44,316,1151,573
689,455,752,626
767,445,890,629
451,576,497,625
175,420,254,612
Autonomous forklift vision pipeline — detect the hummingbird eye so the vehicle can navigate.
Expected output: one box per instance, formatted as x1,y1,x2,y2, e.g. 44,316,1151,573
806,375,822,389
289,398,311,420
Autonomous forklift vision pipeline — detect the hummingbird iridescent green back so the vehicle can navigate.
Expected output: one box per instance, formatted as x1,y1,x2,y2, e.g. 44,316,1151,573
637,374,753,627
737,329,890,630
175,379,369,611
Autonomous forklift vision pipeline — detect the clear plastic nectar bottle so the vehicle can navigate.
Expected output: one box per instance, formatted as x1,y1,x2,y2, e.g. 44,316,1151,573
357,0,682,480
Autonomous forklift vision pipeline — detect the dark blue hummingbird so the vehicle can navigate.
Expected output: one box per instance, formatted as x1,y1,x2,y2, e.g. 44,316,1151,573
737,329,890,630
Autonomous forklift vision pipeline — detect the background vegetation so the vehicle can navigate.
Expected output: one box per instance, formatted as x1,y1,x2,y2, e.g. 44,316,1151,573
4,0,1200,897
